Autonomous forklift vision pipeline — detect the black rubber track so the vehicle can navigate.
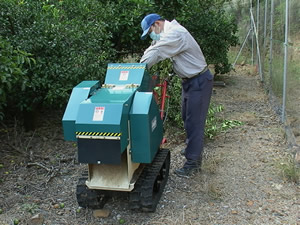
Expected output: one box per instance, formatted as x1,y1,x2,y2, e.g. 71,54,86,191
76,175,109,209
76,148,170,211
129,148,170,212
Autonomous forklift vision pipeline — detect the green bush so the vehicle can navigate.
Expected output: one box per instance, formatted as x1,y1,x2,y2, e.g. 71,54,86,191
100,0,152,57
0,0,238,126
0,36,34,119
177,0,238,74
0,0,117,114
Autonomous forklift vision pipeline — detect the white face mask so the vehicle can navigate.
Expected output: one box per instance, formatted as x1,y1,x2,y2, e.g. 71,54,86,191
149,24,161,41
150,31,160,41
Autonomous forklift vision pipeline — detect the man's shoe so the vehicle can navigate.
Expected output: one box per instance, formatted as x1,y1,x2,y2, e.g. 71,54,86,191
174,166,200,178
180,150,203,167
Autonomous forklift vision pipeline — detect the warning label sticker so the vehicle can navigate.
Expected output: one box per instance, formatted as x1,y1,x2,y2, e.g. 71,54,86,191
93,107,105,121
119,71,129,81
151,116,157,132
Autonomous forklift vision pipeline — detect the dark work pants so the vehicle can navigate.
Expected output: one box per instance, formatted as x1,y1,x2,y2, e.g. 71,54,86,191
181,69,213,163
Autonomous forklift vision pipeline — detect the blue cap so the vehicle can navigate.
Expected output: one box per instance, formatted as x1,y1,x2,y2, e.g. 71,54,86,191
141,13,161,40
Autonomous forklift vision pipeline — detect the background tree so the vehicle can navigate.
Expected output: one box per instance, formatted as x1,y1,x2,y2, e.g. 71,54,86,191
0,0,238,129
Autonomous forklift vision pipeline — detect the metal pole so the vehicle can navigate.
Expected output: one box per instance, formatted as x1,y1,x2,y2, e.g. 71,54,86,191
282,0,289,122
251,0,254,65
250,9,263,81
263,0,268,42
262,0,268,80
232,28,252,68
257,0,260,36
269,0,274,83
256,0,262,81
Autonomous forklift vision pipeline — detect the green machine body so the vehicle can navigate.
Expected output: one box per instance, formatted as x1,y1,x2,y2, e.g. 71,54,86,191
62,63,163,165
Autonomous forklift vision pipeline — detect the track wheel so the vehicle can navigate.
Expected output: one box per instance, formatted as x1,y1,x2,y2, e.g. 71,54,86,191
76,177,109,209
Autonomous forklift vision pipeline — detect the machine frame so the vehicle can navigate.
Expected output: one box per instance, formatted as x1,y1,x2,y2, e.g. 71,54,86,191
62,63,171,212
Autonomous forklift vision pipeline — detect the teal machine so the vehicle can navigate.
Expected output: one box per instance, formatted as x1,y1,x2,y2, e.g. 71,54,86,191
62,63,170,211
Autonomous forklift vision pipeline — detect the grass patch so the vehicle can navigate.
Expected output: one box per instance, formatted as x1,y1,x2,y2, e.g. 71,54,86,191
207,183,223,200
202,153,225,174
22,203,39,214
228,46,253,65
278,156,300,183
201,154,224,200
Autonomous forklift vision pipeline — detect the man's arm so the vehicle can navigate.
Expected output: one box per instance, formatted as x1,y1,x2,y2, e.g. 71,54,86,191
140,31,187,68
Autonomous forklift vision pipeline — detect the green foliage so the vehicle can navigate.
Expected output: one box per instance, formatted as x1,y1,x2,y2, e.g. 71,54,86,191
13,219,20,225
205,104,243,139
151,59,183,126
0,36,34,119
278,156,300,183
151,0,184,19
0,0,238,122
22,203,38,214
0,0,117,114
177,0,238,74
100,0,153,56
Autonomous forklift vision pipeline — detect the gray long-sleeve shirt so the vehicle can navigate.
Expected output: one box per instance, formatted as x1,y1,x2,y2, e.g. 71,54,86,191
140,19,207,78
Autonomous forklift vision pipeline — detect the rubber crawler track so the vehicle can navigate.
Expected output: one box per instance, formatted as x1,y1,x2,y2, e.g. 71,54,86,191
76,175,109,209
76,148,170,211
129,148,170,212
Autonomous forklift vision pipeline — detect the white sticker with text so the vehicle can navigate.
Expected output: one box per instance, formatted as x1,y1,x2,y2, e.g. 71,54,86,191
93,107,105,121
119,71,129,81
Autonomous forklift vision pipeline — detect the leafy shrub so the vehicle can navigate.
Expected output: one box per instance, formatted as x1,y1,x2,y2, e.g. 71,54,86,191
0,36,34,119
0,0,238,126
177,0,238,74
0,0,116,115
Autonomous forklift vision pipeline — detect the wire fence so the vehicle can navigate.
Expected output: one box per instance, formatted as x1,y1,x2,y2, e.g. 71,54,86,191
229,0,300,145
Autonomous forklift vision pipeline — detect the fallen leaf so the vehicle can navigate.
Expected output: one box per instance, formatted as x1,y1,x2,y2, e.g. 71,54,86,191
28,214,44,225
247,200,254,206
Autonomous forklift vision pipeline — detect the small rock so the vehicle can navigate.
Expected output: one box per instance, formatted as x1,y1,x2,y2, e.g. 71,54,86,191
93,209,110,218
246,210,254,214
272,209,285,217
273,184,283,190
231,210,238,214
27,214,44,225
57,211,64,216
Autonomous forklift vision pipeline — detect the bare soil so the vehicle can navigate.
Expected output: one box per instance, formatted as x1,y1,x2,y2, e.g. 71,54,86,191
0,65,299,225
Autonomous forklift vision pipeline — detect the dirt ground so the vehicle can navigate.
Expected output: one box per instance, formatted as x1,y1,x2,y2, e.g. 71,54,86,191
0,65,299,225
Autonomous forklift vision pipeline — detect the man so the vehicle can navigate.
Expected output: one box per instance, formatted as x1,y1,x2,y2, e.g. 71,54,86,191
140,13,213,178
